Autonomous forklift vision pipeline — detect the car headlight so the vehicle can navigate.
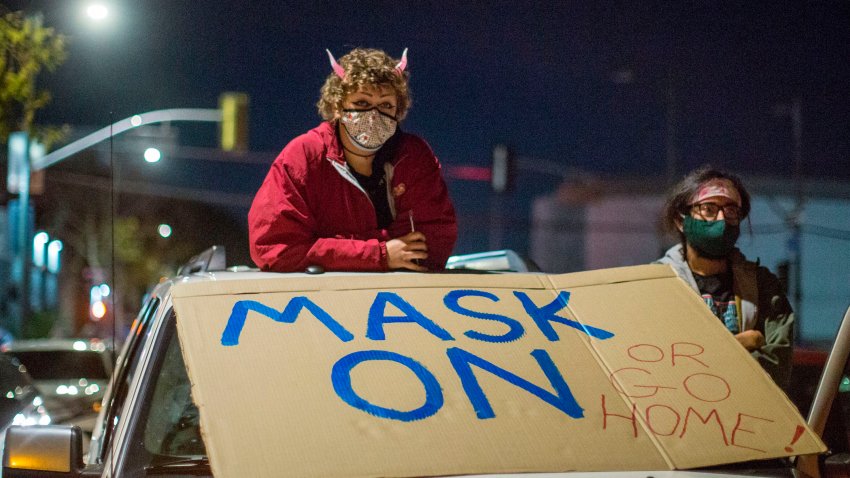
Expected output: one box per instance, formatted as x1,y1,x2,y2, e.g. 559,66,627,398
11,397,51,426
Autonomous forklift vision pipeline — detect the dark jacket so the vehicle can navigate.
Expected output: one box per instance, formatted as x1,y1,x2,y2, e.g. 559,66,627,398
656,244,795,391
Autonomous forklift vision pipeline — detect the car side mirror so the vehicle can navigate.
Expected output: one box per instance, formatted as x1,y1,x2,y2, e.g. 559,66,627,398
2,425,84,478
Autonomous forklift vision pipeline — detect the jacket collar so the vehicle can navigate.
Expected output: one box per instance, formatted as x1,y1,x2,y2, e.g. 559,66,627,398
315,121,346,164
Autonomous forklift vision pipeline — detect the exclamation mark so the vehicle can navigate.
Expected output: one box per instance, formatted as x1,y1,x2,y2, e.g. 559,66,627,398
785,425,805,452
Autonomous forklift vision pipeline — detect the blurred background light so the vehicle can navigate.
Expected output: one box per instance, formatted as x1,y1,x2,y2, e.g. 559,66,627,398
86,4,109,21
158,224,172,238
144,147,161,163
33,231,49,268
47,239,63,273
90,301,106,321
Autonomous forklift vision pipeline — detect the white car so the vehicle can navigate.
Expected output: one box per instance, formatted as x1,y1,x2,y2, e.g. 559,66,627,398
0,353,50,472
2,338,112,434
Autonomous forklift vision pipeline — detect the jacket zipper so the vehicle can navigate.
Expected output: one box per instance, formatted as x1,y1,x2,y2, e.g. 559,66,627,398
327,157,400,221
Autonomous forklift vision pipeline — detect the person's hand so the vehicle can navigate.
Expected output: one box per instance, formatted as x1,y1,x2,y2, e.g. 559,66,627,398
386,232,428,272
735,330,765,351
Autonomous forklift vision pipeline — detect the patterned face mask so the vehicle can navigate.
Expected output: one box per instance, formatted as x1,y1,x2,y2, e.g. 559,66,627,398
340,108,397,152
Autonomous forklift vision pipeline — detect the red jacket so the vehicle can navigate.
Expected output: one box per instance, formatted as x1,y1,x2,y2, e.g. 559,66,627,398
249,122,457,272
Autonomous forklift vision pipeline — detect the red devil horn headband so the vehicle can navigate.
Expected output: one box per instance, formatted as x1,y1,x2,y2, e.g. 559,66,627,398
325,48,409,79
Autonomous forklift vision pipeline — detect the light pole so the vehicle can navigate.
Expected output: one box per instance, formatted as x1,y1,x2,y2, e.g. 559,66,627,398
611,67,679,185
34,109,222,170
789,99,804,323
773,99,805,325
26,109,221,337
6,132,32,336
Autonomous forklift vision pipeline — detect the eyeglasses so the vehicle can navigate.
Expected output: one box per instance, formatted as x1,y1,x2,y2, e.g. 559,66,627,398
690,202,742,223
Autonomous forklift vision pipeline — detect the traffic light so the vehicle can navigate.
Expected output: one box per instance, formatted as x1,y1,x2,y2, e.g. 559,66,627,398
89,283,110,321
219,92,249,152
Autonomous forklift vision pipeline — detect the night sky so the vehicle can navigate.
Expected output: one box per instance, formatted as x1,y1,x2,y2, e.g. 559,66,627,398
9,0,849,177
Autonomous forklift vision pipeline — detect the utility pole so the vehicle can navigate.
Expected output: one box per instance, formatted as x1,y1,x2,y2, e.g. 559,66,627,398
771,99,805,328
790,98,804,322
664,68,679,185
489,144,513,250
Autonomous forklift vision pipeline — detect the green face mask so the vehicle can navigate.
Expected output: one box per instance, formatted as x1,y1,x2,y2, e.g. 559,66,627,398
682,216,740,258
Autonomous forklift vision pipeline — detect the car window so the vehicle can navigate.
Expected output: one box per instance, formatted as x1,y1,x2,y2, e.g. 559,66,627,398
92,296,160,463
118,309,209,476
4,350,109,380
142,324,204,457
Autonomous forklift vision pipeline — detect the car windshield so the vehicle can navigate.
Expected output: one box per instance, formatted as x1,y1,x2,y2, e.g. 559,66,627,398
4,351,109,380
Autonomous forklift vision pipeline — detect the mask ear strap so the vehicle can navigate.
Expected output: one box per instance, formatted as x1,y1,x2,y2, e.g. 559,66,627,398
326,49,346,79
676,214,686,232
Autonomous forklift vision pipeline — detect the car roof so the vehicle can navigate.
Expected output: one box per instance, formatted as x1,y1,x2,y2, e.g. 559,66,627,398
180,269,453,282
172,266,533,285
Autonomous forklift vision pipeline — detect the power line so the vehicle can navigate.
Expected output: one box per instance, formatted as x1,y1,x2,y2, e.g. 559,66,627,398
46,171,253,208
804,225,850,241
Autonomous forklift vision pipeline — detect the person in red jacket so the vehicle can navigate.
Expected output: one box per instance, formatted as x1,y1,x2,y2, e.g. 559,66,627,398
249,47,458,272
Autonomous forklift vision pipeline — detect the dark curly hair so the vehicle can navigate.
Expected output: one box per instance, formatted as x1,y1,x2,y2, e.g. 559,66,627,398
317,48,411,121
662,166,752,243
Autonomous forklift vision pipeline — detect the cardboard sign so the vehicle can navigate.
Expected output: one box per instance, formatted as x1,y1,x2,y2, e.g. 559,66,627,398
172,265,825,478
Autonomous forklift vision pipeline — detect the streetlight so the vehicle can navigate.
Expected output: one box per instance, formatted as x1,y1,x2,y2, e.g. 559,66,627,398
80,3,115,35
85,4,109,21
144,147,162,163
47,240,63,274
33,231,49,268
157,224,172,238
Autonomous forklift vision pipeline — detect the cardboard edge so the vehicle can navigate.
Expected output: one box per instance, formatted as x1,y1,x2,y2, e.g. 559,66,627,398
172,299,229,478
171,264,679,300
171,272,552,299
547,264,677,289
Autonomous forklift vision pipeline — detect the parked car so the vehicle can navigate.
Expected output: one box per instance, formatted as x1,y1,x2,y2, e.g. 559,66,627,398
2,247,848,478
0,354,50,467
1,338,112,434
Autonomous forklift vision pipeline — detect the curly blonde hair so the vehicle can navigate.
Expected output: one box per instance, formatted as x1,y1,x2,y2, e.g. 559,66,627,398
317,48,411,121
